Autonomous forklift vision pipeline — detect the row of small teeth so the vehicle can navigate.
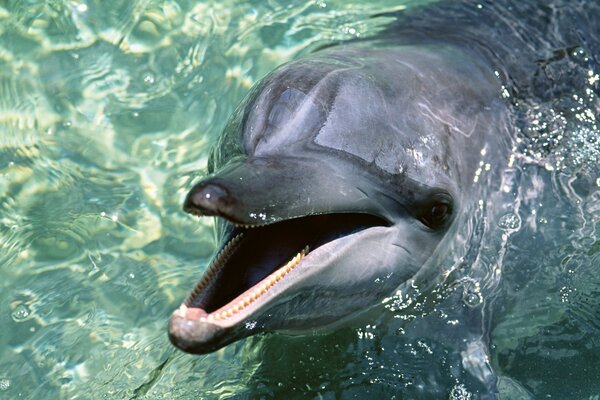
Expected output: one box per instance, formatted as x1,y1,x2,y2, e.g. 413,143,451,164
185,233,244,306
234,222,269,229
202,246,309,321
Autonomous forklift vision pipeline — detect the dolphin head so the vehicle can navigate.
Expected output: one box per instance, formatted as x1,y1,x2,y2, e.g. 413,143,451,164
169,43,503,354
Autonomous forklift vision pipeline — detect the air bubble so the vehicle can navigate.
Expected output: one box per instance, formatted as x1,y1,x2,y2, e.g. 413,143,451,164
143,73,156,85
449,383,473,399
0,378,10,391
11,303,30,322
498,213,521,230
463,292,482,307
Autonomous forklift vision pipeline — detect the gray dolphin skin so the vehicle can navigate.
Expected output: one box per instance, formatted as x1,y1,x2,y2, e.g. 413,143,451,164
168,0,598,367
168,39,512,354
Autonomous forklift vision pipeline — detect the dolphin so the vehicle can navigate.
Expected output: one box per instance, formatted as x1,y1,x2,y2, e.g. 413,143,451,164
168,39,514,355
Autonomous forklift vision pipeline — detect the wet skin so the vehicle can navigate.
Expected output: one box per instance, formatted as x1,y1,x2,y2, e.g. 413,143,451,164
168,42,511,354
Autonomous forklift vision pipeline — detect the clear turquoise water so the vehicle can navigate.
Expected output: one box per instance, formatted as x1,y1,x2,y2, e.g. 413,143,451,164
0,0,598,399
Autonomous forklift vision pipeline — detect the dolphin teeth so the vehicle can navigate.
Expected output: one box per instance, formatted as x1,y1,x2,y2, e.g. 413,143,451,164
207,246,310,320
183,245,310,321
233,222,269,229
184,232,244,307
174,304,187,318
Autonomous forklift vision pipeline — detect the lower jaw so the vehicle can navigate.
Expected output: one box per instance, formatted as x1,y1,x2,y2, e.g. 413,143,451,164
182,215,389,322
178,247,310,326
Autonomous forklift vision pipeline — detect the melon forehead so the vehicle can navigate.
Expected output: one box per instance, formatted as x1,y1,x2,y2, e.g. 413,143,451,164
242,46,494,189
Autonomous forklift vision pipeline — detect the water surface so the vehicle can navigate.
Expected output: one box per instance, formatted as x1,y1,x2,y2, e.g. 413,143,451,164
0,0,598,398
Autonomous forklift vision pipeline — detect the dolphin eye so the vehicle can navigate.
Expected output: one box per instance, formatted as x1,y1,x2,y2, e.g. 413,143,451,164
419,198,453,230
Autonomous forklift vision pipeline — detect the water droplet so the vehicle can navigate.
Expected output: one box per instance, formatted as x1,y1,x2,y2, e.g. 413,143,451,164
0,378,10,391
498,212,521,230
143,73,156,85
463,292,482,307
11,304,30,321
449,383,472,399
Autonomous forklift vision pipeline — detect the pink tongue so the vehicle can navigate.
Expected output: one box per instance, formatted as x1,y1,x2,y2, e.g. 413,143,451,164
186,307,209,319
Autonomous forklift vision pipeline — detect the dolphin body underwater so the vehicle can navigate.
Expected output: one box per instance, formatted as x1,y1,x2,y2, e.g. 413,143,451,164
168,0,599,395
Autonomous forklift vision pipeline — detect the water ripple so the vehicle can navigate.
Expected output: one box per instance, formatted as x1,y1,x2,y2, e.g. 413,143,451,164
1,0,598,398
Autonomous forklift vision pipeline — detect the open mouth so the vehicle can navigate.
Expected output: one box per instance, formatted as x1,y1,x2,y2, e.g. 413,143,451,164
179,213,389,323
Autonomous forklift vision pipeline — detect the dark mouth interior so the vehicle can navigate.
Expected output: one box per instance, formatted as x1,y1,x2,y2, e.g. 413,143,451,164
189,213,388,313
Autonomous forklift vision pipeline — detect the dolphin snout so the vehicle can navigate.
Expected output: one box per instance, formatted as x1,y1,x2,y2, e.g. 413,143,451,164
184,180,236,217
183,157,396,226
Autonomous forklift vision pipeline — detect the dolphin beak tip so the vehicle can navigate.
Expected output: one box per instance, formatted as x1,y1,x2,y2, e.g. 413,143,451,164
168,311,230,355
183,180,234,217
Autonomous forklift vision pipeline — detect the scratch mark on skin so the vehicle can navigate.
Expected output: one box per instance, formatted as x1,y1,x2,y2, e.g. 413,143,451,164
417,101,476,138
392,242,413,255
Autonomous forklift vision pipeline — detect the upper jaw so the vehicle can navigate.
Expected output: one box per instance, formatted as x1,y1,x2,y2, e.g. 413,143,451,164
182,155,399,226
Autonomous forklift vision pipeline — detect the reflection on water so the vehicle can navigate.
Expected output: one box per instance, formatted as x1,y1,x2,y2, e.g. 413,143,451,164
0,0,598,398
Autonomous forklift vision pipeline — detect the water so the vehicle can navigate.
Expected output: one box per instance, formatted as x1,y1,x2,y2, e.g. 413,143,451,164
0,0,598,399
